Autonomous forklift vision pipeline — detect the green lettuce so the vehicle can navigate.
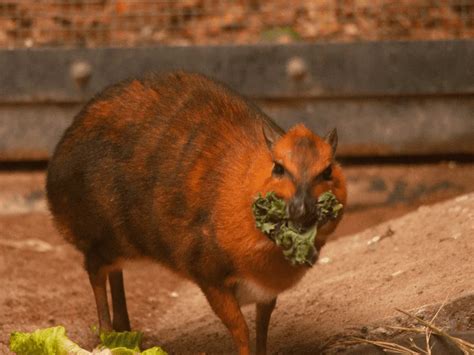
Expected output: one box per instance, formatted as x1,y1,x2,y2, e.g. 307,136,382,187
10,326,167,355
99,330,142,352
98,331,166,355
252,191,343,266
9,326,87,355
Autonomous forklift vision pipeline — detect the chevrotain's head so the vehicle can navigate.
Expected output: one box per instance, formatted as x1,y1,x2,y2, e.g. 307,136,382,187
261,123,347,231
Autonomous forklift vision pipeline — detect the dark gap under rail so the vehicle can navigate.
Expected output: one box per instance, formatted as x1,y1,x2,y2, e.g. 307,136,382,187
338,153,474,166
0,160,49,171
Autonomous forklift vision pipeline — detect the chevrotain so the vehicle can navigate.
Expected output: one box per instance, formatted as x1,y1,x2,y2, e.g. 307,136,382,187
46,71,347,355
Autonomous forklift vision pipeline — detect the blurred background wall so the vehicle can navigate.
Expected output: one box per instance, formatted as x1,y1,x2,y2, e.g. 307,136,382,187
0,0,473,160
0,0,473,236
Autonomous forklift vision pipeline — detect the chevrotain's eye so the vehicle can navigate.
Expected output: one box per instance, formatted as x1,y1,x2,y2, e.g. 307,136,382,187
272,163,285,177
322,165,332,180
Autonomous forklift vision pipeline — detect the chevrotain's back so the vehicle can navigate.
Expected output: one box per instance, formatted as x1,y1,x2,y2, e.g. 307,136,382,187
46,71,274,278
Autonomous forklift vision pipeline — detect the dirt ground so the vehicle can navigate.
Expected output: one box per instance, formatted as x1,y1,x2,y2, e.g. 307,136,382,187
0,163,473,354
2,1,473,48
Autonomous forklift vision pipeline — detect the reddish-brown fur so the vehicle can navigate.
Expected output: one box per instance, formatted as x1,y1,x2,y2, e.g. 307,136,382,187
46,71,347,355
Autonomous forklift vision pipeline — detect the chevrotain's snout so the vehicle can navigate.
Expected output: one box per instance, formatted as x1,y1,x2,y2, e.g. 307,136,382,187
288,191,318,229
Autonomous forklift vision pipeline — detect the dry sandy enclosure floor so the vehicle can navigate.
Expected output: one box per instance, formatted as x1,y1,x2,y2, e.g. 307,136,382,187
0,163,473,354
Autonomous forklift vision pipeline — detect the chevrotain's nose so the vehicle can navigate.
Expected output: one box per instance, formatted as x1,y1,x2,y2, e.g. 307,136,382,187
288,197,306,220
288,195,317,228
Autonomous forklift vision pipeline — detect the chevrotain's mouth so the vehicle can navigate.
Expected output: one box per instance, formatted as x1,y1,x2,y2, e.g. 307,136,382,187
291,206,332,232
252,191,343,267
291,216,318,233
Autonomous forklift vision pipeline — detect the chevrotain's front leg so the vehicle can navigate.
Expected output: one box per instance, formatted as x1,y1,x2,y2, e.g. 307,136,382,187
202,285,250,355
256,297,277,355
109,270,131,331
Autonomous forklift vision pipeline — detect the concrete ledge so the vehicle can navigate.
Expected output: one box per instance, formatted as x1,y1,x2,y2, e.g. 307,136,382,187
0,96,473,160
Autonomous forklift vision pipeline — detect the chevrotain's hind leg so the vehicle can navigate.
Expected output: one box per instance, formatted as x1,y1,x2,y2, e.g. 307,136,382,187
201,286,250,355
109,270,131,331
87,267,113,332
256,298,277,355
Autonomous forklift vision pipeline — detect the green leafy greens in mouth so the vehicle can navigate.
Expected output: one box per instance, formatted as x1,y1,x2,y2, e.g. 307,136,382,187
252,191,343,266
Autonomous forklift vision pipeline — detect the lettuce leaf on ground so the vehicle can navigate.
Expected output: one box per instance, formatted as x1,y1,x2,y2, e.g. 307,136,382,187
9,326,87,355
99,331,166,355
99,330,142,352
10,326,167,355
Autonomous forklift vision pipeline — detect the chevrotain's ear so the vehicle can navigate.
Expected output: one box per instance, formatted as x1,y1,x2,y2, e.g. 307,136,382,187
262,124,282,150
324,128,338,154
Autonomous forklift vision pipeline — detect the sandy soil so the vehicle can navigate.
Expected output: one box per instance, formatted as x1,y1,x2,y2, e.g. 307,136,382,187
0,164,473,354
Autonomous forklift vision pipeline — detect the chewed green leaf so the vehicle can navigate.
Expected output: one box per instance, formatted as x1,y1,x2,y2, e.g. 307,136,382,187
333,203,343,214
317,191,343,220
261,222,276,234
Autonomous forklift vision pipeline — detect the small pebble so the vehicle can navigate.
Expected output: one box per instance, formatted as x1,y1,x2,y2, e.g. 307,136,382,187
391,270,404,277
24,38,33,48
367,235,381,246
319,257,332,264
372,327,389,336
169,291,179,298
451,233,461,240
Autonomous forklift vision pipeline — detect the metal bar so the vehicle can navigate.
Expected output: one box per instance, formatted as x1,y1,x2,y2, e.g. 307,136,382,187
0,40,473,103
